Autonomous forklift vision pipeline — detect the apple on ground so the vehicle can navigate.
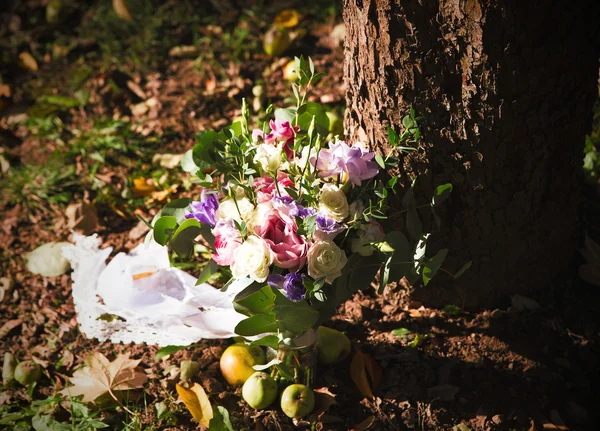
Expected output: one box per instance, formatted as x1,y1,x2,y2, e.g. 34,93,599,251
316,326,351,365
280,384,315,419
242,372,278,409
219,343,266,386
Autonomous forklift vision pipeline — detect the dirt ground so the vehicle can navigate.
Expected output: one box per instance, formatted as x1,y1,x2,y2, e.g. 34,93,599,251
1,1,599,430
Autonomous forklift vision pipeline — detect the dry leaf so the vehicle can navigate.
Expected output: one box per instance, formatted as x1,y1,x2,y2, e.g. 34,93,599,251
176,382,213,427
66,202,99,235
273,9,300,28
305,387,337,422
61,352,148,403
350,350,381,399
112,0,133,21
0,319,22,339
19,52,38,71
132,177,156,197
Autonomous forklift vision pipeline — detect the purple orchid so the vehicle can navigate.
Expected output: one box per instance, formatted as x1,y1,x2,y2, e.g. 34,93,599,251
315,213,346,240
184,189,218,226
282,272,306,302
311,141,379,185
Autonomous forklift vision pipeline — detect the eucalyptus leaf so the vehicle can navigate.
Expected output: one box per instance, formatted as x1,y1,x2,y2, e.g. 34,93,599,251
169,218,203,257
431,183,453,206
422,248,448,286
153,216,178,246
235,314,277,336
233,284,277,316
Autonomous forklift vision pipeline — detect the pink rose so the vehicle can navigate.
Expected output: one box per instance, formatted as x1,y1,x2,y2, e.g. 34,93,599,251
211,221,242,266
255,209,307,271
253,173,294,203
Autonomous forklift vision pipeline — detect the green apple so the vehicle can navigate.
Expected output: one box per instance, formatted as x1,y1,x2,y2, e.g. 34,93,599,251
219,343,266,386
280,384,315,419
242,372,278,409
263,27,291,57
316,326,351,365
14,361,41,385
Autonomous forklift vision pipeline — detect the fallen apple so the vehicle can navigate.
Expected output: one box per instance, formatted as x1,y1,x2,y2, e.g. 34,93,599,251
280,384,315,419
317,326,351,365
219,343,266,386
263,27,291,57
242,371,278,409
14,360,41,385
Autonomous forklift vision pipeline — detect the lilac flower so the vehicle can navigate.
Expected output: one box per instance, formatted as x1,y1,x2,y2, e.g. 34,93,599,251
283,272,306,302
184,189,218,226
311,141,379,185
267,274,285,288
314,213,346,241
291,205,317,219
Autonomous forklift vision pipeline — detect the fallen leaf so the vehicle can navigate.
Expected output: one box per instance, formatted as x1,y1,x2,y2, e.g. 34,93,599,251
452,424,472,431
152,153,184,169
305,387,337,422
66,202,99,235
112,0,132,21
26,242,71,277
61,352,148,403
176,382,213,427
132,177,156,197
351,415,376,431
0,319,22,339
19,52,38,71
350,350,381,398
273,9,301,28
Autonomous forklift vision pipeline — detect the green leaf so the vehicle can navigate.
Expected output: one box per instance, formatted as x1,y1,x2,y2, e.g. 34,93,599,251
273,305,319,335
392,328,411,337
452,261,472,279
274,107,296,124
192,131,218,169
170,218,203,257
388,126,398,147
250,335,280,349
402,115,415,130
379,256,391,293
422,248,448,286
374,153,386,169
181,149,198,174
297,102,329,136
209,406,235,431
235,314,278,336
195,260,219,285
442,304,461,316
431,183,453,206
153,216,178,246
161,198,193,224
154,345,187,360
233,284,277,316
32,414,70,431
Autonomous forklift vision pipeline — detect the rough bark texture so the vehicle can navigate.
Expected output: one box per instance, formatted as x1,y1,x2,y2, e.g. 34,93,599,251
343,0,600,307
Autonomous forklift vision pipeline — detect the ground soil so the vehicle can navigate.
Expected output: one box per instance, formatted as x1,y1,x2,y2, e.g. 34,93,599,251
1,2,599,430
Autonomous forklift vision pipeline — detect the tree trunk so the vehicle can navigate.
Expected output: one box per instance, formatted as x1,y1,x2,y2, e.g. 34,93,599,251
343,0,600,307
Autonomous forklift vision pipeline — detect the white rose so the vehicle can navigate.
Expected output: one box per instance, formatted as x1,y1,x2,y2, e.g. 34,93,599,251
216,197,255,226
307,240,348,284
250,201,273,232
318,184,349,222
231,235,273,282
254,143,282,173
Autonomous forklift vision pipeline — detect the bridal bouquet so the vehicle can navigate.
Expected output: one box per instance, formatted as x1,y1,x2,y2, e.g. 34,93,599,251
150,58,453,367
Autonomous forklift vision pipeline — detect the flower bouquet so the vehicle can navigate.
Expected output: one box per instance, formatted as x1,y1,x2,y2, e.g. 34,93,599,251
149,58,455,387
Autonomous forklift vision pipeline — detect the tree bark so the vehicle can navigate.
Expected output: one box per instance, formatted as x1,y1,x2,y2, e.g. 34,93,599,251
343,0,600,307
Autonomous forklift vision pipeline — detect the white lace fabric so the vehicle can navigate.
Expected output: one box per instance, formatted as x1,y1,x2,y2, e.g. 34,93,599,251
62,234,245,347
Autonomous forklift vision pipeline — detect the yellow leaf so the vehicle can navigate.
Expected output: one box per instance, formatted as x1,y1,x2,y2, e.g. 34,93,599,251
112,0,133,21
19,52,39,72
350,350,381,399
132,178,156,197
176,383,213,427
61,352,148,403
273,9,300,28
